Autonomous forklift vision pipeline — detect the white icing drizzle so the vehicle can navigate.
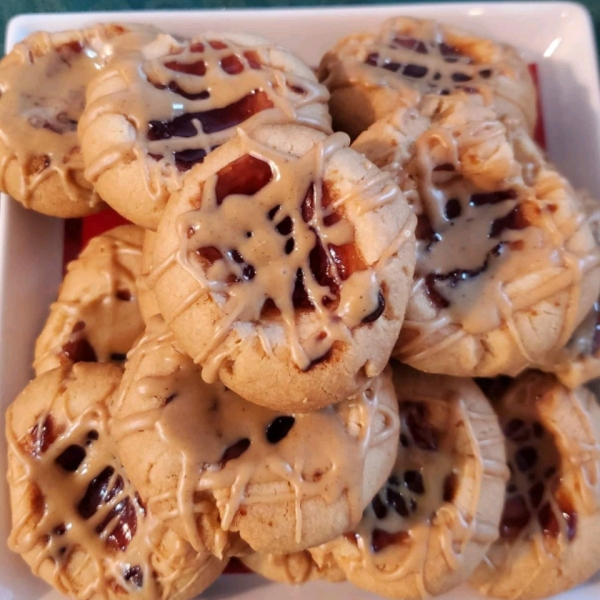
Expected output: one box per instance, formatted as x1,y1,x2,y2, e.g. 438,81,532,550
110,316,400,552
80,33,331,205
34,226,145,375
6,366,216,598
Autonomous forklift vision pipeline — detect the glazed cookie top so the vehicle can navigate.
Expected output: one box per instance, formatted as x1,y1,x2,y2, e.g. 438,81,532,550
345,368,504,565
0,24,154,213
111,316,400,553
34,225,145,375
319,16,536,132
354,95,600,367
6,363,221,599
471,371,600,599
80,32,332,227
492,373,600,545
152,124,414,387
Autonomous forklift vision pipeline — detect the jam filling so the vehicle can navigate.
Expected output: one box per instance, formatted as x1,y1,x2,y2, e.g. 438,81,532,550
418,189,531,310
220,438,251,466
25,415,58,457
362,400,456,553
590,302,600,356
143,41,270,172
194,156,371,316
500,417,577,542
266,416,296,444
23,417,147,588
147,89,274,141
60,321,98,364
363,33,479,96
123,565,144,588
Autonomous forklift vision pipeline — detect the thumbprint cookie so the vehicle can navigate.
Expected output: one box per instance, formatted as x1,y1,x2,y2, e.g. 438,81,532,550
318,16,536,139
151,123,416,411
79,32,332,229
0,24,156,217
6,362,225,599
353,95,600,377
310,364,507,599
34,225,145,376
540,300,600,389
110,315,400,556
471,371,600,599
241,550,345,584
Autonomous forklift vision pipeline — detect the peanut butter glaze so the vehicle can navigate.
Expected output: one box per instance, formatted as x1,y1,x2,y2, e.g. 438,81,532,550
499,416,573,543
354,396,502,558
0,24,153,210
153,130,403,376
413,124,596,340
474,373,600,598
320,16,536,133
111,316,400,553
354,96,600,372
359,399,458,552
311,371,508,594
34,226,145,376
80,32,331,205
6,363,218,599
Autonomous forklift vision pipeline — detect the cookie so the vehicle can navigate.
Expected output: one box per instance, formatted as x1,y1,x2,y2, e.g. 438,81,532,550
110,315,400,556
353,95,600,377
6,362,225,599
318,16,536,139
471,371,600,599
151,123,416,411
79,32,332,229
241,550,345,584
137,229,161,323
539,300,600,388
310,363,507,599
0,24,155,217
34,225,145,376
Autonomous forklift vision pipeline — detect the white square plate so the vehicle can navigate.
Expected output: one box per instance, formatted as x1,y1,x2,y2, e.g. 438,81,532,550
2,2,600,599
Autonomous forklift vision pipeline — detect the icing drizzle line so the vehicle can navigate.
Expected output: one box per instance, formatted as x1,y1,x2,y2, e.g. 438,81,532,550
111,317,400,552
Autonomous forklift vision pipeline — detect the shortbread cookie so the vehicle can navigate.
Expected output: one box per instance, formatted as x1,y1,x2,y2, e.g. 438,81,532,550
137,230,161,323
79,32,332,229
353,95,600,377
151,123,416,411
471,371,600,599
241,551,345,584
0,24,154,217
310,364,507,599
34,225,145,375
110,315,400,556
319,16,536,139
6,362,225,599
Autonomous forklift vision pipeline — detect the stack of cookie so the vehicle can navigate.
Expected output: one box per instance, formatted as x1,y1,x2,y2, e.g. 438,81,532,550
4,16,600,600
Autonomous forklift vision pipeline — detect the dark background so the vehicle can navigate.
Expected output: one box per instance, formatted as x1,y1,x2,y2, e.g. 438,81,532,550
1,0,599,54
